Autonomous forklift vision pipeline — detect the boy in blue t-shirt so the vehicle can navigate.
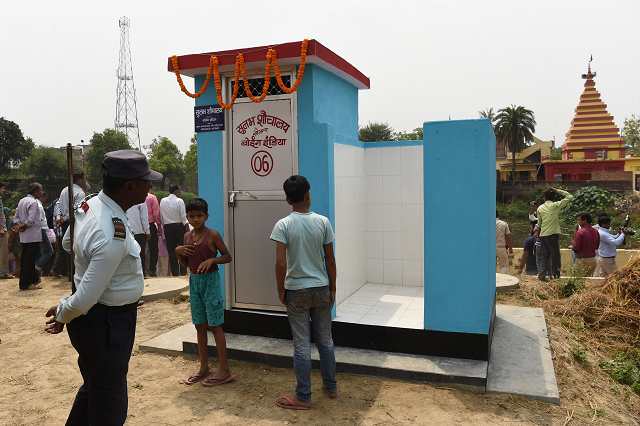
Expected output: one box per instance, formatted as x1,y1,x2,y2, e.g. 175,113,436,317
270,175,338,410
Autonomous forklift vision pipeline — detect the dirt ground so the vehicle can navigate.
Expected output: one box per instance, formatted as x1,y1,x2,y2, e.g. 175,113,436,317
1,276,639,425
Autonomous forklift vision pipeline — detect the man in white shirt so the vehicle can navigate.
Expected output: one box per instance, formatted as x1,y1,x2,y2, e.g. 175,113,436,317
51,171,86,279
126,202,150,278
160,183,189,276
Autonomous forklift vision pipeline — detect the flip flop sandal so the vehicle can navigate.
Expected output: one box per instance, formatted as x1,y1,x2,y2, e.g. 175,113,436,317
275,395,311,410
321,385,340,399
202,373,235,387
0,273,15,279
184,370,211,385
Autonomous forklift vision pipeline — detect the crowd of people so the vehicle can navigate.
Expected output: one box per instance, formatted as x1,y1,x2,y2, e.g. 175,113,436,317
0,174,197,290
1,150,338,423
496,187,634,279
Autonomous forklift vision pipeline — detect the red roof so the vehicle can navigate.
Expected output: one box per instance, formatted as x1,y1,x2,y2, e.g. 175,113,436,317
167,39,370,90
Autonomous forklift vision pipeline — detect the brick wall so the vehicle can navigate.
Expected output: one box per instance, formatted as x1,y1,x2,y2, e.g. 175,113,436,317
591,170,633,181
498,180,633,201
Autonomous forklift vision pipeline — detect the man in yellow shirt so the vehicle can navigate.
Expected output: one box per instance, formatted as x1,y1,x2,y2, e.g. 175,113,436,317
536,187,573,281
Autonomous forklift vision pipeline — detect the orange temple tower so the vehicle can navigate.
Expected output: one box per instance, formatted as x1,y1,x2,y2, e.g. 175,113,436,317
545,61,627,180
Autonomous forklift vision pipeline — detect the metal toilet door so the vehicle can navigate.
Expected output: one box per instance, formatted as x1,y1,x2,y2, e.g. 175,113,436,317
230,98,295,311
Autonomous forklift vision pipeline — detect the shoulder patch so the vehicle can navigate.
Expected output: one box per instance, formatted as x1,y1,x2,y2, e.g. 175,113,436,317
75,193,99,215
112,217,126,240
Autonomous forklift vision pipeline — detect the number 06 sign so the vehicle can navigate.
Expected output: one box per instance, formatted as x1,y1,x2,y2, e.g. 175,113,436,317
251,151,273,177
232,100,293,190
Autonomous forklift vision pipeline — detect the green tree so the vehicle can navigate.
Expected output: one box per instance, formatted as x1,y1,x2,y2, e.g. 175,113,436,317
550,148,562,160
183,134,198,192
0,118,35,175
478,107,496,122
146,136,184,190
622,114,640,156
479,107,498,134
359,122,396,142
18,146,68,186
494,105,536,181
395,127,423,141
85,129,132,179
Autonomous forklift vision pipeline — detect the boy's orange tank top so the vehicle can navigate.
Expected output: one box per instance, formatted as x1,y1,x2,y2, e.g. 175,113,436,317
187,228,218,273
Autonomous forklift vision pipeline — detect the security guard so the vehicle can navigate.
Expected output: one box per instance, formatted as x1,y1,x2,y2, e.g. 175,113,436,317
45,150,162,426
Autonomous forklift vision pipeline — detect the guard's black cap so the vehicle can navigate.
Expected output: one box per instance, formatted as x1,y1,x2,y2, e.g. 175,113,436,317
102,150,163,182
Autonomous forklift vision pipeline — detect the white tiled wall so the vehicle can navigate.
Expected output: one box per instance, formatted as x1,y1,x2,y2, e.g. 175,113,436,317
334,144,367,305
365,146,424,287
334,144,424,304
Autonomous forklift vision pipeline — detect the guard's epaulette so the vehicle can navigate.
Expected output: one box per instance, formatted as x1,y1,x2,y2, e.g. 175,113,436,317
112,217,126,240
75,193,99,214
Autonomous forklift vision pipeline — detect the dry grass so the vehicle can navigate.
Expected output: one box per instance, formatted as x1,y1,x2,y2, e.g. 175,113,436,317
547,251,640,348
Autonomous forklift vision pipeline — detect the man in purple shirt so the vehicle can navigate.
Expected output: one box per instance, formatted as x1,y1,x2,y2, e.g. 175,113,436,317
13,183,43,290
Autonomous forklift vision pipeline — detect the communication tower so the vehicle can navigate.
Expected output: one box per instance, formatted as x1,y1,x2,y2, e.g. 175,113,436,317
115,16,141,149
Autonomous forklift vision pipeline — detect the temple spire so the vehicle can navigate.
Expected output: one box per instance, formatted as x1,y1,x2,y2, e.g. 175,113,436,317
582,56,596,80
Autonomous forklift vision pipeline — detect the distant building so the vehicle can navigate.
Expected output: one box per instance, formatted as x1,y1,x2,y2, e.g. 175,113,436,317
544,62,640,191
496,136,553,181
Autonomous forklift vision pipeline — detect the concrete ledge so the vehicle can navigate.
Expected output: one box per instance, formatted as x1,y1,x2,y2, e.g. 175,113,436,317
183,333,488,388
140,277,189,302
496,273,519,293
487,305,560,405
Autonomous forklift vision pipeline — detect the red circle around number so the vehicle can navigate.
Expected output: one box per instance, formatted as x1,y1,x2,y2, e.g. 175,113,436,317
251,151,274,177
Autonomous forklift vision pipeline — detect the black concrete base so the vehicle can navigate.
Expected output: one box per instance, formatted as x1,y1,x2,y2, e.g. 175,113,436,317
223,303,497,361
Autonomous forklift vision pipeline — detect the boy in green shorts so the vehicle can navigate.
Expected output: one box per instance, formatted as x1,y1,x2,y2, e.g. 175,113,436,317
176,198,234,386
271,175,338,410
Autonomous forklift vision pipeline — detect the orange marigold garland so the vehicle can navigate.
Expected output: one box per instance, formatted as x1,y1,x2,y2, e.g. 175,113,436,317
272,38,308,94
171,39,309,107
213,57,240,110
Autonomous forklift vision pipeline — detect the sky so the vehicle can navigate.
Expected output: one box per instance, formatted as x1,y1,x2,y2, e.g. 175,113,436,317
2,0,640,155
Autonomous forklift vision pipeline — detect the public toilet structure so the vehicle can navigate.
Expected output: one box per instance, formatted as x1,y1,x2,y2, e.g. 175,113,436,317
167,40,497,364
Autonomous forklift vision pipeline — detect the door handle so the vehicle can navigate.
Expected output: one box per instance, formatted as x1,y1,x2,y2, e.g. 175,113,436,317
229,191,258,207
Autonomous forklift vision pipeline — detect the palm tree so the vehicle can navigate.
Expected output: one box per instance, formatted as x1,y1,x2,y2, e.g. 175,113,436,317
494,105,536,181
478,107,496,123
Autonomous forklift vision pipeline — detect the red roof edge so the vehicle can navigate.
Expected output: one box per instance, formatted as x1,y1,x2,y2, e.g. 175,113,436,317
167,39,370,90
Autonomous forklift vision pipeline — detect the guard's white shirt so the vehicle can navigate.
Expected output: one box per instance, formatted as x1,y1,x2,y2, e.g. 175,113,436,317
126,202,150,235
55,191,144,324
159,193,187,226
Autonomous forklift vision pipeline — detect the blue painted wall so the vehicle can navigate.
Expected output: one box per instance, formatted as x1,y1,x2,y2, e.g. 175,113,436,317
194,74,226,307
297,63,359,227
422,119,496,335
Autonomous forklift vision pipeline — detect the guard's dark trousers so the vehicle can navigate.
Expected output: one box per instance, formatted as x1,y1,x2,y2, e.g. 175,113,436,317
65,303,137,426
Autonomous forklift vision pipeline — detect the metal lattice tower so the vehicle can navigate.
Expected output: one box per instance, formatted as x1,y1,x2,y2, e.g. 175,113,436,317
115,16,141,150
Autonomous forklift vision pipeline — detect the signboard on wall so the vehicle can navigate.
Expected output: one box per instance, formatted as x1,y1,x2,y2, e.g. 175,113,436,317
231,99,293,191
194,105,225,132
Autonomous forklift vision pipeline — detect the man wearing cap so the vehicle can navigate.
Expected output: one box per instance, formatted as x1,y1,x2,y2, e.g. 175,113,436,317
45,150,162,426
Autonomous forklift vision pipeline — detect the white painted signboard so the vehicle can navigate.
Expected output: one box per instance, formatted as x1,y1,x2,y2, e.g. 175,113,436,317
232,99,293,191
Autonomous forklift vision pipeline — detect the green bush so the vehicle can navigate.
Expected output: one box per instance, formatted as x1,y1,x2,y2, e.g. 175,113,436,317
153,190,197,204
559,186,618,223
599,350,640,395
496,199,531,219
